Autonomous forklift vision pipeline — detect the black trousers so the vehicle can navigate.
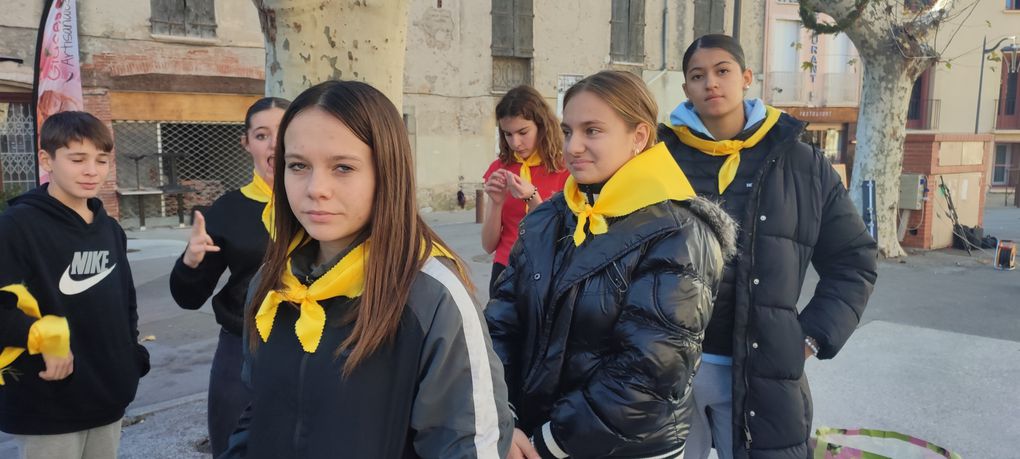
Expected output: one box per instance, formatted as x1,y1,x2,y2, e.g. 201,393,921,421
208,328,253,457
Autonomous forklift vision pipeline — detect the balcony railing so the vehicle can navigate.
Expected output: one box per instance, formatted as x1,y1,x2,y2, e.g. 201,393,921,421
768,71,802,104
822,72,860,105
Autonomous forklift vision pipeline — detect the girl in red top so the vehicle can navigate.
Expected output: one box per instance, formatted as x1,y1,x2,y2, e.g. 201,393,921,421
482,85,569,296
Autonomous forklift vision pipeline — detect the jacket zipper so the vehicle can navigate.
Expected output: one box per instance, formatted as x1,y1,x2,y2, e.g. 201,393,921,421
742,156,779,450
293,352,310,452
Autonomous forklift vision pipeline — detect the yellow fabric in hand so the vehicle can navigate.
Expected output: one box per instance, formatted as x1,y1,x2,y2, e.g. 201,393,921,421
0,284,70,385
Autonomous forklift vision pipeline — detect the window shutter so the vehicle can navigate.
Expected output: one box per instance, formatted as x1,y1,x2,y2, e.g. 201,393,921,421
491,0,515,57
610,0,629,62
628,0,645,62
514,0,534,58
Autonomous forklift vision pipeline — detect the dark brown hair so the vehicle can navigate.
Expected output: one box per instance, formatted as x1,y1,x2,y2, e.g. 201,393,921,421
683,34,747,75
244,97,291,133
249,81,472,375
39,111,114,155
563,71,658,150
495,85,564,171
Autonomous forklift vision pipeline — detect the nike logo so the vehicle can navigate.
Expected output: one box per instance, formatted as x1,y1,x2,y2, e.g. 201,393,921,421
59,250,117,295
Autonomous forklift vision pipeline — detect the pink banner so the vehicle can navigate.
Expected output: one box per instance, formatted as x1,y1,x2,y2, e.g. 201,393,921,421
34,0,84,185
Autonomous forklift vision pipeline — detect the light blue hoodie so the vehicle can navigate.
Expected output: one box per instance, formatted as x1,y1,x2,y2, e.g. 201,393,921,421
669,98,768,140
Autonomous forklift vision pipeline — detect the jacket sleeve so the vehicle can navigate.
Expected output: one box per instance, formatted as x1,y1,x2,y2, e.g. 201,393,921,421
168,205,229,310
483,242,526,422
798,157,878,360
120,227,150,378
0,218,36,349
412,266,513,459
538,226,722,458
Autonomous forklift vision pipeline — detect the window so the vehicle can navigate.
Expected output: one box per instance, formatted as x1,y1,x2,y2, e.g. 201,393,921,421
491,0,533,91
610,0,645,63
993,145,1012,185
907,68,933,129
997,51,1020,129
1008,0,1020,10
150,0,217,38
769,20,801,103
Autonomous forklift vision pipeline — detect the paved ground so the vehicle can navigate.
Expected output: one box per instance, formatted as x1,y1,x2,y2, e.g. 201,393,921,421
1,207,1017,458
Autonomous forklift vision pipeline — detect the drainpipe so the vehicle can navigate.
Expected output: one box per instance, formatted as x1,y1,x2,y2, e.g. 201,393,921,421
733,0,741,40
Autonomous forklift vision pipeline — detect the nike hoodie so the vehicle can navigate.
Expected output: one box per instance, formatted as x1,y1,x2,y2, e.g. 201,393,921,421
0,185,150,435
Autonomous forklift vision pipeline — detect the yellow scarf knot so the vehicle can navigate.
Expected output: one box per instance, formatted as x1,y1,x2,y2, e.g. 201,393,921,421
255,239,456,354
564,142,696,246
513,152,542,184
671,105,782,194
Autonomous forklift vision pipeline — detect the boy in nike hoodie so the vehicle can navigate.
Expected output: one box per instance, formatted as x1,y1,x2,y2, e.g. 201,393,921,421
0,111,150,459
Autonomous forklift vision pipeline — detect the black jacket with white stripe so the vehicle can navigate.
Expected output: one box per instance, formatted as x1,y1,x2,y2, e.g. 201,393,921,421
221,248,513,459
486,195,736,459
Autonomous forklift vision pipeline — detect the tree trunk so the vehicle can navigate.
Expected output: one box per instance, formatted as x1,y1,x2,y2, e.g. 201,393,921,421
799,0,946,258
848,57,917,258
252,0,408,108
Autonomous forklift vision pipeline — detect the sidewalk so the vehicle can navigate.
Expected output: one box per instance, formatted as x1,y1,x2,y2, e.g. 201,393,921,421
1,207,1017,458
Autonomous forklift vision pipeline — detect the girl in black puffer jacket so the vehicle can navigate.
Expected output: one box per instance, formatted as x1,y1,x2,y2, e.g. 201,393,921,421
486,71,737,459
659,35,877,459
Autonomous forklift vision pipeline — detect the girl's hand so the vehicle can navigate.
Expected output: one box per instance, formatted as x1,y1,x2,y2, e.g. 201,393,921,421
182,211,220,268
506,172,537,201
485,170,509,205
506,428,540,459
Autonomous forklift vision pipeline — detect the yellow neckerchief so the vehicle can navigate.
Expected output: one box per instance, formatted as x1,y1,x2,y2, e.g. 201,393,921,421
670,105,782,194
255,237,456,353
563,142,697,246
513,152,542,184
240,171,276,239
0,285,70,385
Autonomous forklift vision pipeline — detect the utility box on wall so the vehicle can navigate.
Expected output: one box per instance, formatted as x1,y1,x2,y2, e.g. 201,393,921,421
900,134,992,249
899,174,925,210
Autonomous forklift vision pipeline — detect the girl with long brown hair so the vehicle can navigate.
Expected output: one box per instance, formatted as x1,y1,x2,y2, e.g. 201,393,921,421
220,80,512,458
482,85,569,297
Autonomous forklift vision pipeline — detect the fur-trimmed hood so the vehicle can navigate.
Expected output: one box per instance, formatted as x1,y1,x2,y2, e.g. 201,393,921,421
686,195,738,261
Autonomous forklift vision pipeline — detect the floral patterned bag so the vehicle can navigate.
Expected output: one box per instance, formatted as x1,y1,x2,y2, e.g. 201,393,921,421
810,428,962,459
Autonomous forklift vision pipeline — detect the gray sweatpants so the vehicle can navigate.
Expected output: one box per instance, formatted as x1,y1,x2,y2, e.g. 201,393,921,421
685,362,733,459
14,418,123,459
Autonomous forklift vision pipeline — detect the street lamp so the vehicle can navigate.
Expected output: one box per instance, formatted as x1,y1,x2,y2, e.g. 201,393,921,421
976,35,1016,134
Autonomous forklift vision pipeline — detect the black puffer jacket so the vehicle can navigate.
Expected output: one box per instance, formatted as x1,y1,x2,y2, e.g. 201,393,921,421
660,113,878,459
486,195,736,458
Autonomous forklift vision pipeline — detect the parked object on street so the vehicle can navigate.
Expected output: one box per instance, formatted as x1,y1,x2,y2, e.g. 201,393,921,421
810,427,961,459
995,240,1017,270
